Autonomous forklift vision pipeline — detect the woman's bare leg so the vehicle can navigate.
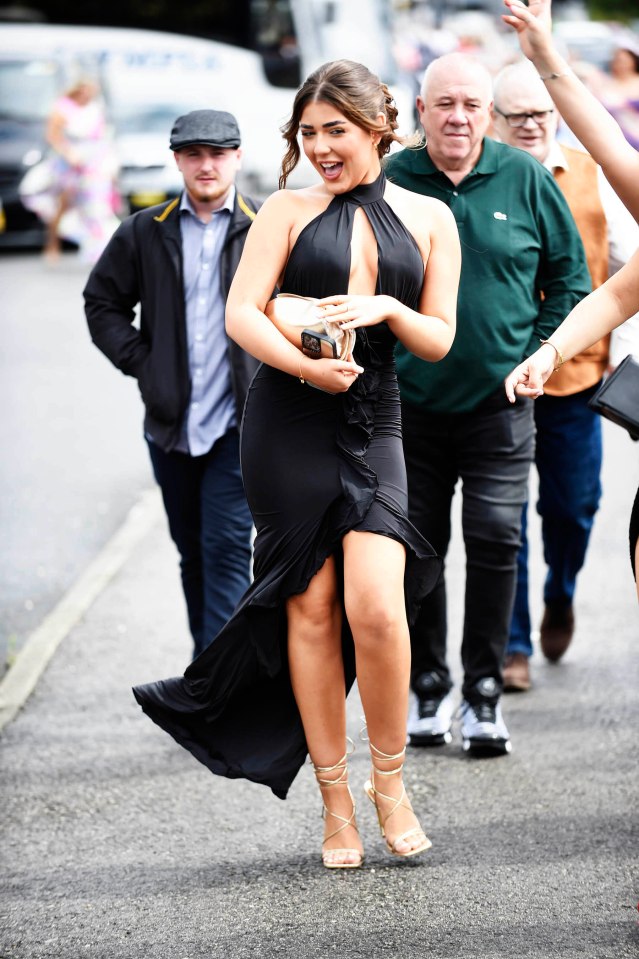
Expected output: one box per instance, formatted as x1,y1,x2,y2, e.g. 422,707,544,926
287,556,363,865
343,530,427,855
44,190,71,259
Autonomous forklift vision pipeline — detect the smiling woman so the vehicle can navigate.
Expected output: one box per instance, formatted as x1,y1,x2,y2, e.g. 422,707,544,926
132,58,461,871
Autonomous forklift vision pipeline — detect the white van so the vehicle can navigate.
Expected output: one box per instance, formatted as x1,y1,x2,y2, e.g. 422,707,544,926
0,22,293,235
0,16,414,242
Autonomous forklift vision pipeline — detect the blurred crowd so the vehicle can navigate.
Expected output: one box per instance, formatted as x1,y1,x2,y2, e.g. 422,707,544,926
392,3,639,149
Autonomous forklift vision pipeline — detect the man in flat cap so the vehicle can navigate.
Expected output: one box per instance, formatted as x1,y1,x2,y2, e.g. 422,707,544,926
84,109,261,657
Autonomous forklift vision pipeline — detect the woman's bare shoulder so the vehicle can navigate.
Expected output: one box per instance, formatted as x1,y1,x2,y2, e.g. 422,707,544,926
384,180,456,248
385,180,451,220
259,184,327,212
255,184,331,250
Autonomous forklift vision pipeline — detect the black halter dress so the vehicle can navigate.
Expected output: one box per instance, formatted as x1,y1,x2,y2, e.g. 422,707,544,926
133,171,441,799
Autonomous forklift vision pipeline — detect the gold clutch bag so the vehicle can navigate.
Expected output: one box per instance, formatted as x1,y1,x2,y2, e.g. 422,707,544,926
265,293,356,361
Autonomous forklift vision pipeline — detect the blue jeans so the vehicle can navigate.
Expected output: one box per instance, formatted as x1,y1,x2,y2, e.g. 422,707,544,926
508,384,602,656
148,429,253,657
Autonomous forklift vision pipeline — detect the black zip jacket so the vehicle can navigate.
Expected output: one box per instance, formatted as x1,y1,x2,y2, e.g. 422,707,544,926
83,191,261,452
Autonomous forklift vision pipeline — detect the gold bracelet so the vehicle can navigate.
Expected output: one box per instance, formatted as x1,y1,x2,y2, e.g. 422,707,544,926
298,364,305,385
540,339,565,370
539,70,570,81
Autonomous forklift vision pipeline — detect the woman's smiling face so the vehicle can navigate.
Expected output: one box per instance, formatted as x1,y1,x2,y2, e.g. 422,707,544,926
299,99,382,193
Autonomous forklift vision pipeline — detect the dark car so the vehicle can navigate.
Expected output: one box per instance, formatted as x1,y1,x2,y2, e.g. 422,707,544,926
0,55,68,247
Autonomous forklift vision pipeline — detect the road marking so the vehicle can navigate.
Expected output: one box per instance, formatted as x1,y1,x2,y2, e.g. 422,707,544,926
0,487,162,733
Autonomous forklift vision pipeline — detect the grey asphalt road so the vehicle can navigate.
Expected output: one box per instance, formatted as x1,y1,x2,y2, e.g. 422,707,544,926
0,252,153,676
0,400,637,955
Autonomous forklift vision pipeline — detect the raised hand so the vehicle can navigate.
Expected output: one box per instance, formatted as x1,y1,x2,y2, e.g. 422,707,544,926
502,0,553,62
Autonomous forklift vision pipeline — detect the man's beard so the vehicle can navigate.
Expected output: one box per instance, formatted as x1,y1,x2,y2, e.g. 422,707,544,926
192,181,224,203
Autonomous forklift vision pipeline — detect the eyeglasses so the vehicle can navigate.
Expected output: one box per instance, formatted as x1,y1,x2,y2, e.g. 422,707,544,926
494,108,555,128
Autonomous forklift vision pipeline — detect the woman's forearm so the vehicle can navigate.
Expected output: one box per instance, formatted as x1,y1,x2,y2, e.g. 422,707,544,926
503,0,639,218
226,305,313,379
544,283,631,364
386,299,455,363
528,68,639,213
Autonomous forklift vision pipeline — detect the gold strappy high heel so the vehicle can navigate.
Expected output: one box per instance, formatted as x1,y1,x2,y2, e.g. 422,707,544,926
364,742,432,859
312,748,364,870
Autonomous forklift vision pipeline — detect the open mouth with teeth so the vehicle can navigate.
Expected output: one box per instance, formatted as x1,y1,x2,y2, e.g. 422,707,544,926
320,161,344,179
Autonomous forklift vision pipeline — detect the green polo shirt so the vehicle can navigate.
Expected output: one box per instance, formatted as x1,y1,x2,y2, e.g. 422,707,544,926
384,137,591,413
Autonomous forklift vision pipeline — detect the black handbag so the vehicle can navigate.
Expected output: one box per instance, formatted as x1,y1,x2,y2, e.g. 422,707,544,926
588,354,639,441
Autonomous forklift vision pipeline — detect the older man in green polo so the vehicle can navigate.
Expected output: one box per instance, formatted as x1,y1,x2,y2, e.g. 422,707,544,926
385,52,590,756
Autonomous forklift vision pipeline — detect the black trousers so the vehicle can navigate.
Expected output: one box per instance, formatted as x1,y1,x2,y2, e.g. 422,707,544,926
402,390,535,703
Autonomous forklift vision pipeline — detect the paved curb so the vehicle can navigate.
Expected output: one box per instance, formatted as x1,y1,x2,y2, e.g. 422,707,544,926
0,487,162,733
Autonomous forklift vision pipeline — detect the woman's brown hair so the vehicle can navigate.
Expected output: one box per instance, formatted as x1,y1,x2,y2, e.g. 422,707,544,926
278,59,404,189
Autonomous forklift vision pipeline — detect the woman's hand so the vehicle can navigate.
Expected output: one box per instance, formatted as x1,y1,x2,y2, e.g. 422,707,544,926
504,345,556,403
301,353,364,394
316,293,394,331
65,147,82,168
502,0,553,61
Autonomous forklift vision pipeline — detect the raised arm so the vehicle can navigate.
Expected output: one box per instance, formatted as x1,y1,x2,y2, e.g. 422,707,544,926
503,0,639,220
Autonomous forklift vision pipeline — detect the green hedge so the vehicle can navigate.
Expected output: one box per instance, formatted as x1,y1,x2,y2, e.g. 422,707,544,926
585,0,638,23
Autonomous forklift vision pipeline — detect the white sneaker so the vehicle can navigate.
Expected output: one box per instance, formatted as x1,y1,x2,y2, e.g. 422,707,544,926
459,699,511,755
407,690,455,746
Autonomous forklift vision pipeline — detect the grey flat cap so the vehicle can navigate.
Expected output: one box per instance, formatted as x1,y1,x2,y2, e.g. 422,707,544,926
170,109,241,150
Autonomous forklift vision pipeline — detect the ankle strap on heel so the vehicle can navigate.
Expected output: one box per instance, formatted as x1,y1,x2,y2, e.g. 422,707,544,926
312,753,348,787
311,739,364,868
365,742,431,859
369,741,406,776
312,737,354,787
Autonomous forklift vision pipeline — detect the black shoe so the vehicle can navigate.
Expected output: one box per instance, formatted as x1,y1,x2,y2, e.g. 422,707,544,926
459,678,511,756
407,672,454,746
459,698,511,755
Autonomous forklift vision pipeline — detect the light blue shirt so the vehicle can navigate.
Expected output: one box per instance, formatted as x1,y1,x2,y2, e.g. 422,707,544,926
175,187,236,456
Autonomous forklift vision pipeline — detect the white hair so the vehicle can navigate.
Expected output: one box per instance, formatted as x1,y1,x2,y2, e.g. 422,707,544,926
492,60,553,112
420,52,493,103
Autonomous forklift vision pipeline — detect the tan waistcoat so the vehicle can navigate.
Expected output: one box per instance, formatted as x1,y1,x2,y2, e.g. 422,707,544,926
545,145,610,396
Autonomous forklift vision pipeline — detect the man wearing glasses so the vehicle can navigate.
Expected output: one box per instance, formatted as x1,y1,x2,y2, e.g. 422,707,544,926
493,61,639,691
385,53,590,756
